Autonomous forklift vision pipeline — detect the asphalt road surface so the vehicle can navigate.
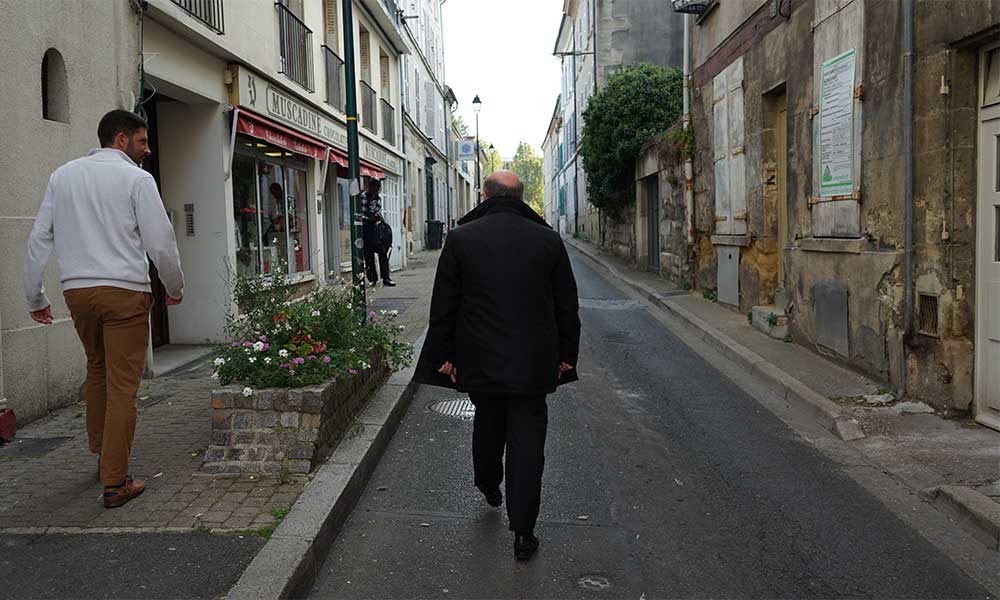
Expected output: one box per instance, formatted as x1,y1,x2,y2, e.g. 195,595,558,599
310,249,991,599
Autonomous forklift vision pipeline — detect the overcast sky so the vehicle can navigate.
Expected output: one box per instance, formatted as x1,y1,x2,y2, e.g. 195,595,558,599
442,0,564,159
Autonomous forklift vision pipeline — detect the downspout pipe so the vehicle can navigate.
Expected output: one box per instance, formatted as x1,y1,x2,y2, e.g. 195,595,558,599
902,0,914,377
683,14,694,246
902,0,914,342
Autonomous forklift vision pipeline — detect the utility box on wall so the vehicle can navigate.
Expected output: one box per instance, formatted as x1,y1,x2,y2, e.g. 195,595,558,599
718,246,740,306
814,279,850,358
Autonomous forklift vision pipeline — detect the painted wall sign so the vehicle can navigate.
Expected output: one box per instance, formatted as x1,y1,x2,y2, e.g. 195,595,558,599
818,49,857,197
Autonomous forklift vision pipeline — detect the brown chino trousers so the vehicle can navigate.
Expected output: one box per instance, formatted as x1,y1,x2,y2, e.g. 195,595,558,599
64,287,152,487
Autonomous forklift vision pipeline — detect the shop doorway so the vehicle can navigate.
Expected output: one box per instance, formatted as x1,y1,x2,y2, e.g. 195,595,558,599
382,176,403,271
141,95,170,348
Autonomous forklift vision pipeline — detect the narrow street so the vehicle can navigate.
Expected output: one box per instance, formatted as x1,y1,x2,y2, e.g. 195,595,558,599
309,249,991,599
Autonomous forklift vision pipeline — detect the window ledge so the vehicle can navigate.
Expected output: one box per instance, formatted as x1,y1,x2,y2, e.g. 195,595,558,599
798,237,865,254
711,234,750,247
287,273,317,285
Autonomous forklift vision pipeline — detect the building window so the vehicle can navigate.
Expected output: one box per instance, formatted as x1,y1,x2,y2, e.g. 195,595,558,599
41,48,68,123
233,137,312,277
276,0,314,91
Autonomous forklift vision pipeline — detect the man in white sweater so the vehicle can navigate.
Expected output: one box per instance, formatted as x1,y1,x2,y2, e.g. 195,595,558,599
24,109,184,509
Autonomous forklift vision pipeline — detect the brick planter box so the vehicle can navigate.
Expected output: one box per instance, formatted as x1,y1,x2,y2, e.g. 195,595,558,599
203,354,390,475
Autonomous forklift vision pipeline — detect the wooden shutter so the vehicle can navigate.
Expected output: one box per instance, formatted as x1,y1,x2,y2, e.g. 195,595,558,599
712,58,746,236
324,0,338,47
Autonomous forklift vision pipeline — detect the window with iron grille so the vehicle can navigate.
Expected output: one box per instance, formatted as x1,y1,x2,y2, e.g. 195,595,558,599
381,99,396,146
171,0,225,34
361,81,378,134
276,1,313,91
323,46,345,111
918,293,939,337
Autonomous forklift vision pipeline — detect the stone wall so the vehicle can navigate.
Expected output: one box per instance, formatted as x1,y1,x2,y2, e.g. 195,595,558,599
688,0,996,409
204,356,390,475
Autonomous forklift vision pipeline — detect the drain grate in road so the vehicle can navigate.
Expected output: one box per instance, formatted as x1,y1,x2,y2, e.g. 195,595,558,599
579,298,643,311
427,398,475,421
577,576,612,591
0,437,71,459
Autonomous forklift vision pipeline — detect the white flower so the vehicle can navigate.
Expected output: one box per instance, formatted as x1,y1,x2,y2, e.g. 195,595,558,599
242,387,253,397
253,341,265,352
389,310,399,317
211,371,219,379
213,357,225,366
264,357,272,365
311,310,321,317
279,349,289,358
398,325,405,331
249,357,256,364
380,310,387,315
244,348,251,354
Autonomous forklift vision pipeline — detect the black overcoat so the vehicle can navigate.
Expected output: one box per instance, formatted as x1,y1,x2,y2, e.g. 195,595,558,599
412,197,581,395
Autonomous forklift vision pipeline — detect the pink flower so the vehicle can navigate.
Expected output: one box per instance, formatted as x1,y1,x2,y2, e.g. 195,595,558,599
369,311,377,319
348,368,358,375
259,335,267,342
307,355,316,361
231,342,240,347
293,357,306,365
322,356,331,364
243,342,254,348
262,343,270,351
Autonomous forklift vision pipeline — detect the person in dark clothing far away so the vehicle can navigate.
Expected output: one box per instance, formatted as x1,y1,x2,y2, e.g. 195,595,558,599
413,170,581,561
362,177,396,287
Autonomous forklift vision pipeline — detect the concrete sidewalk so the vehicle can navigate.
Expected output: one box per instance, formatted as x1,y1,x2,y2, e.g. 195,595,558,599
565,235,1000,550
0,250,440,599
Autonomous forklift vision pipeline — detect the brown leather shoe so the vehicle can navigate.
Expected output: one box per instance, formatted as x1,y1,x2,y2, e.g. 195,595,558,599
103,478,145,509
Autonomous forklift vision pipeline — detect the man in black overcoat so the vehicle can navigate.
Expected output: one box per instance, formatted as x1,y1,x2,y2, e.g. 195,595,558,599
413,170,581,561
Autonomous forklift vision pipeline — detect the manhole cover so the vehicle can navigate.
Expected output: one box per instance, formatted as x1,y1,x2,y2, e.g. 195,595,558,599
0,437,71,459
369,297,418,314
578,576,612,591
579,298,643,311
427,398,475,421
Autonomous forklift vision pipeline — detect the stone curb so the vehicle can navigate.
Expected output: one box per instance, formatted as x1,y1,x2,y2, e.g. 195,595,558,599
225,329,428,600
564,237,864,442
921,485,1000,551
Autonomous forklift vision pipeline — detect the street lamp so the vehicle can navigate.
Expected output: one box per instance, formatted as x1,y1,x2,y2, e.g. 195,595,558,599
473,94,482,204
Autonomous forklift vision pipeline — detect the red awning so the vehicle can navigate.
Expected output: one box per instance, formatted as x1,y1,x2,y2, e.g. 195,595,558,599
237,108,386,179
236,109,328,161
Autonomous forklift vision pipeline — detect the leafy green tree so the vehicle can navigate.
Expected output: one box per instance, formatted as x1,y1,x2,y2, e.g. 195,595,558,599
510,141,544,214
579,63,683,219
478,138,502,175
452,115,471,137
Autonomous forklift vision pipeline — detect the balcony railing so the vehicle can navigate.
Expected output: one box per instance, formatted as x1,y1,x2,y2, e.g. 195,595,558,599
380,98,395,145
361,81,377,134
323,46,345,111
171,0,225,34
276,2,313,91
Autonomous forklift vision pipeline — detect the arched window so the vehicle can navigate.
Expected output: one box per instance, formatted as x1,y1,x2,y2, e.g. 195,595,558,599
41,48,68,123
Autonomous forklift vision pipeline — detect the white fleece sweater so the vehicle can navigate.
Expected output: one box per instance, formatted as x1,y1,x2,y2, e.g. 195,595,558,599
24,148,184,311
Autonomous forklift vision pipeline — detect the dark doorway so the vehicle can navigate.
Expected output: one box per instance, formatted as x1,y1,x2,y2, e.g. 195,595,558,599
645,175,660,272
141,93,170,348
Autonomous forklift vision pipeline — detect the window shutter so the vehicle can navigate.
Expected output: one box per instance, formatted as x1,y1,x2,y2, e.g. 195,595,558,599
380,55,391,96
359,32,371,81
727,60,747,236
712,69,731,235
324,0,338,47
425,81,435,136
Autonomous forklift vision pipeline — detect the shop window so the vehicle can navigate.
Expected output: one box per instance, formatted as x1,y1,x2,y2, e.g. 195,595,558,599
232,139,312,278
41,48,69,123
232,154,261,278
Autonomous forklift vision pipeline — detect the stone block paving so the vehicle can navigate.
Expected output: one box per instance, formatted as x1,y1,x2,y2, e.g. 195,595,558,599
0,250,440,535
0,360,307,533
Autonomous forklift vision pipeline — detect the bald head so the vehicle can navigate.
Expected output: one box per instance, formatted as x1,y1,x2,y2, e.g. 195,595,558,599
482,170,524,201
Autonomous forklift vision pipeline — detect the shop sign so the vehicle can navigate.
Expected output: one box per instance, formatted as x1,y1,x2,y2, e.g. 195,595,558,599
233,66,402,174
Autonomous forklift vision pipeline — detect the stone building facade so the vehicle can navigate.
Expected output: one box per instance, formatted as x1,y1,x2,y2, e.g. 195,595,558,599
687,0,1000,423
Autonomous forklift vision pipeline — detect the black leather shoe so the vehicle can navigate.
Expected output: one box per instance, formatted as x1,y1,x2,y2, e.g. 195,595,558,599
477,485,502,507
514,532,539,561
382,279,397,287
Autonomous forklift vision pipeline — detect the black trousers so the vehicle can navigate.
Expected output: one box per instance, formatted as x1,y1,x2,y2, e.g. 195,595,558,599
470,393,548,534
364,247,391,283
